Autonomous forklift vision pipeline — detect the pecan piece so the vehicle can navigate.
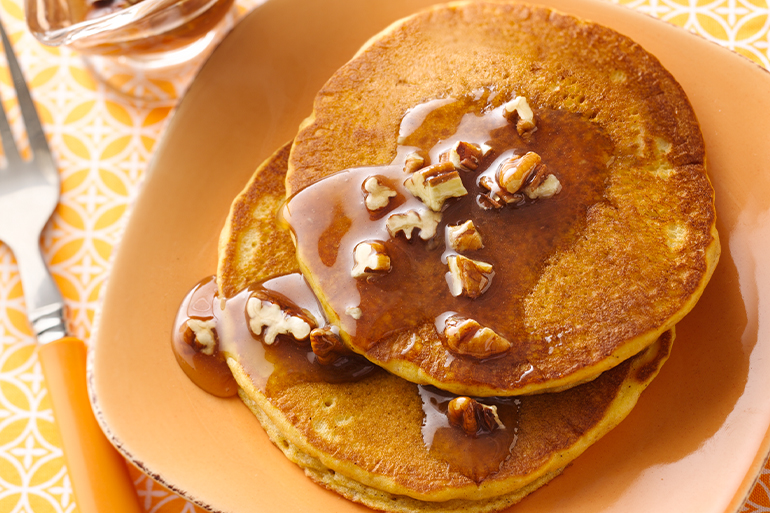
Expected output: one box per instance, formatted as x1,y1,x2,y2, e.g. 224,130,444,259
403,151,426,174
497,152,542,194
386,209,442,240
443,316,512,358
362,176,397,211
446,220,483,252
310,327,347,365
448,141,483,171
186,318,217,355
246,292,316,345
476,192,505,210
525,174,563,199
446,255,494,298
503,96,536,135
447,397,504,437
404,161,467,211
479,175,523,205
351,240,391,278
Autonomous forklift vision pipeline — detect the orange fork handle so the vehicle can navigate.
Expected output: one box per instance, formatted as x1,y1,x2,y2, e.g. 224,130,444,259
38,337,143,513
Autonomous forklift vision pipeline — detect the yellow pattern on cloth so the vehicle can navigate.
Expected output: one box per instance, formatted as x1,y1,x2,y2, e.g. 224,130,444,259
0,0,766,511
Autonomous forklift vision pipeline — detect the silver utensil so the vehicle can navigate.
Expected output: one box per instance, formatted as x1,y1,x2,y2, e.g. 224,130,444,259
0,19,142,513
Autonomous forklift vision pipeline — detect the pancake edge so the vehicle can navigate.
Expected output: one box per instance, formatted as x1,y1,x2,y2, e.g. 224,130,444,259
225,328,673,504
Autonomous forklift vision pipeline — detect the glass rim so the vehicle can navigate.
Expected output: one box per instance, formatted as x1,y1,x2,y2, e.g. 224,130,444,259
26,0,209,46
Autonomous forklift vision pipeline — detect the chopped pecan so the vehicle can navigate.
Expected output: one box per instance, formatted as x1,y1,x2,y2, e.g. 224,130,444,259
446,255,494,298
497,152,542,194
246,292,316,345
345,306,363,319
448,141,483,171
404,161,468,211
526,163,548,191
403,151,426,174
525,174,563,199
447,397,504,437
479,175,522,205
503,96,536,135
386,209,442,240
443,316,512,358
351,241,391,278
446,220,483,252
476,192,505,210
186,318,217,355
362,176,397,211
310,327,347,365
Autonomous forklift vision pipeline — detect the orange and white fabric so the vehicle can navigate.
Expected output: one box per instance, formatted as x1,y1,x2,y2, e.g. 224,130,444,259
0,0,767,511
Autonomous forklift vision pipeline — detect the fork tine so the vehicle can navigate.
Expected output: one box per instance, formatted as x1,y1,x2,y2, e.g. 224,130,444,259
0,19,52,164
0,99,20,165
0,33,20,165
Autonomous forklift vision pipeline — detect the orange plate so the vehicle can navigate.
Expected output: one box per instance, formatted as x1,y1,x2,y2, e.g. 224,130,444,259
89,0,770,511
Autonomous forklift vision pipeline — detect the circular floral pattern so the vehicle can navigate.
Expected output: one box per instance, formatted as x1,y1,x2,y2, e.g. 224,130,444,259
0,0,767,511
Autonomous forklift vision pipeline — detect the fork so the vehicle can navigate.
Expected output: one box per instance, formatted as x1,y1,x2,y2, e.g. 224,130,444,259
0,19,142,513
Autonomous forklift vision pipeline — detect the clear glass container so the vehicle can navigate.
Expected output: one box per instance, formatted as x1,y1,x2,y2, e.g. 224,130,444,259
25,0,236,102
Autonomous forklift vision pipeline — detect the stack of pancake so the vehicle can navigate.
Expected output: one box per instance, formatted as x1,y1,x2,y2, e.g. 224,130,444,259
210,2,719,511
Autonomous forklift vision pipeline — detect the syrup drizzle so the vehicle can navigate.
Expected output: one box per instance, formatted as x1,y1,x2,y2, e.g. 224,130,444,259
172,277,237,398
283,90,613,360
171,274,377,398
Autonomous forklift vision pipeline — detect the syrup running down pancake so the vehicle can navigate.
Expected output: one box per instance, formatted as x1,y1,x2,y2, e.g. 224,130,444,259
284,0,719,396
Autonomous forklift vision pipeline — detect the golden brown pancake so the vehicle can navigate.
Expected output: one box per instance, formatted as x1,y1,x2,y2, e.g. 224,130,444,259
209,143,674,512
217,142,299,297
283,0,719,396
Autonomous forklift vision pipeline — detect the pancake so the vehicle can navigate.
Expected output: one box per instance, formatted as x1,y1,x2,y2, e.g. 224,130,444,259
217,142,298,297
200,143,674,511
282,0,719,396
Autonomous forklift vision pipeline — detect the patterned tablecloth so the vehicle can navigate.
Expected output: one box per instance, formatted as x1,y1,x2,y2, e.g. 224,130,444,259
0,0,767,511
